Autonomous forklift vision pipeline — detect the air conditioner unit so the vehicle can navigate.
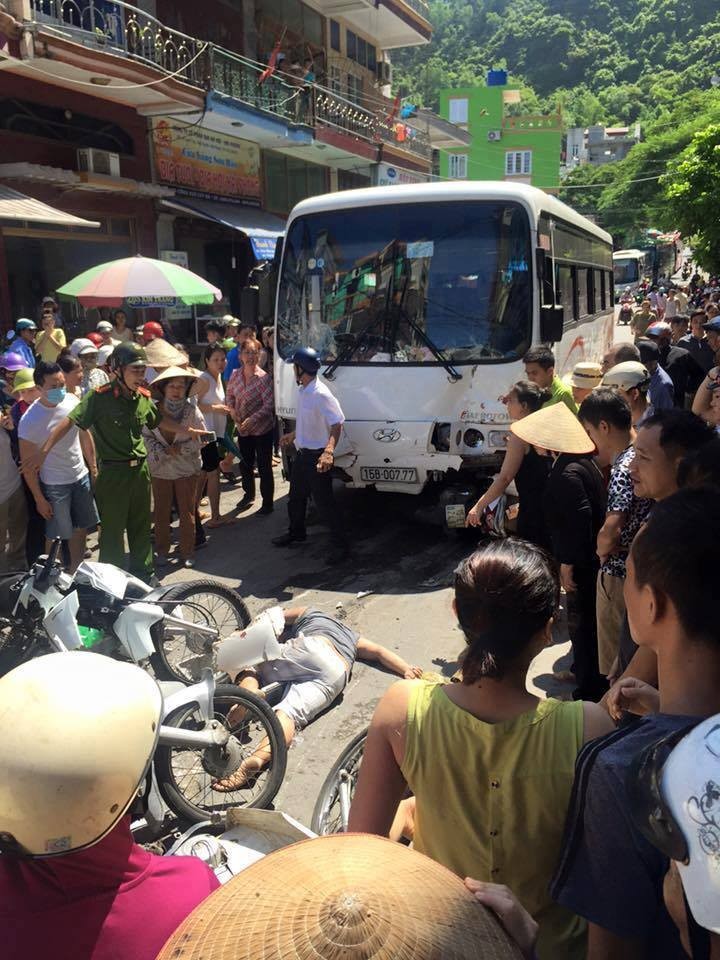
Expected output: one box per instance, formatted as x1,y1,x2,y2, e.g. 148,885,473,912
376,61,392,85
76,148,121,177
487,130,502,142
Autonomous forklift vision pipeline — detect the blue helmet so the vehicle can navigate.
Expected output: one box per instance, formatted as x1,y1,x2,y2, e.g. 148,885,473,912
292,347,321,375
15,318,37,332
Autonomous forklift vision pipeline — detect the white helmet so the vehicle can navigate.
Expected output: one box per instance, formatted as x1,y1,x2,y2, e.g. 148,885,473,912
602,361,651,392
0,652,161,857
629,715,720,934
69,337,97,358
97,344,115,366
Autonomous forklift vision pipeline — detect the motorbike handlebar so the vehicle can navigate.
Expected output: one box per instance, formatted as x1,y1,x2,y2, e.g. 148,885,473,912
34,538,63,591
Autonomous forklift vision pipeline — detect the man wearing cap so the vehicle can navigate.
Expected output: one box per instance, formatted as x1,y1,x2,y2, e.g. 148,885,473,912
631,299,657,341
7,319,37,369
523,346,578,414
568,362,602,406
40,294,63,328
96,320,119,348
637,339,674,412
645,322,700,406
602,361,652,427
273,348,349,563
25,343,179,582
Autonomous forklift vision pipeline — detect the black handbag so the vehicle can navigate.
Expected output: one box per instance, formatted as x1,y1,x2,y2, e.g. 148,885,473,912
200,440,222,473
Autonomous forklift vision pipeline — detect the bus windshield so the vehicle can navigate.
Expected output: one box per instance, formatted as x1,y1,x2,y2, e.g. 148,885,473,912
277,200,532,365
613,258,640,285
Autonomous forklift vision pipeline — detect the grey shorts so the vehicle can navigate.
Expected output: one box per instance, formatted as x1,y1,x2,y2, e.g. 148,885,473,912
257,634,348,730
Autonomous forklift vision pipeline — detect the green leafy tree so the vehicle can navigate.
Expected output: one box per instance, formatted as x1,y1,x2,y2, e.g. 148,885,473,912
663,124,720,272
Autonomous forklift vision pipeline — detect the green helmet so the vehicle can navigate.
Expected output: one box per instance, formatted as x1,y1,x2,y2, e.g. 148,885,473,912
109,342,147,371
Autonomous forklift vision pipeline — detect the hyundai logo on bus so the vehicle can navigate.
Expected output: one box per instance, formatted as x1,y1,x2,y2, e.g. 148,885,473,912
373,427,401,443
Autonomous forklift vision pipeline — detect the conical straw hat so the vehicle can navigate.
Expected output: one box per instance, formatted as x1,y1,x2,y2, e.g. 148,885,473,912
510,401,594,455
156,834,524,960
143,337,188,369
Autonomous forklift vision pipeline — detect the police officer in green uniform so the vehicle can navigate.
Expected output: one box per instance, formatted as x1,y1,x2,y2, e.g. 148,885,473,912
31,343,162,582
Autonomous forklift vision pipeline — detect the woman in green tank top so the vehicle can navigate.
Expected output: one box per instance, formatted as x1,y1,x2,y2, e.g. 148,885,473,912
349,539,615,960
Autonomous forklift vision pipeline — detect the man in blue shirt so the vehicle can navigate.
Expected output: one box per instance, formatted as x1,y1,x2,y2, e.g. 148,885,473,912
637,338,674,411
7,319,37,369
551,488,720,959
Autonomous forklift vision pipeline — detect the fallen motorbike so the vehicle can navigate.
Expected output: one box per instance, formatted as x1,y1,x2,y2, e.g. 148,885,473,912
0,539,250,682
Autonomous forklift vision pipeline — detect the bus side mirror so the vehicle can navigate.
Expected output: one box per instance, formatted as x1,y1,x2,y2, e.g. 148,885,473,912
241,285,259,325
540,304,564,343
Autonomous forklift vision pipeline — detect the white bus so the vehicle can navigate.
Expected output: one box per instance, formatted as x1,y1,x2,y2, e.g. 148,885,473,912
613,248,652,299
271,182,614,509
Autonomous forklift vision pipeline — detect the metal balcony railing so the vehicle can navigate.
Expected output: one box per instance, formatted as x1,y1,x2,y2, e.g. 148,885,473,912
210,49,306,125
397,0,431,20
314,87,432,161
29,0,210,86
26,0,432,161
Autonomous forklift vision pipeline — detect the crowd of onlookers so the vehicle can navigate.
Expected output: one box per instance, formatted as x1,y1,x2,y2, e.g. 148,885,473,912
343,275,720,959
0,304,277,578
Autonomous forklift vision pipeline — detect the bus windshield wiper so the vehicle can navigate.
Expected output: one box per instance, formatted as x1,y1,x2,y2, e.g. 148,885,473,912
323,315,383,380
400,311,463,382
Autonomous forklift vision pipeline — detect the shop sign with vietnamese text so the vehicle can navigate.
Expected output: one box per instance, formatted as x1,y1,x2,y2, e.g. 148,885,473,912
152,118,260,203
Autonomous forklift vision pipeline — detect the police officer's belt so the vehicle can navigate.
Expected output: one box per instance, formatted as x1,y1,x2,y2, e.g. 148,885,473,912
101,458,147,467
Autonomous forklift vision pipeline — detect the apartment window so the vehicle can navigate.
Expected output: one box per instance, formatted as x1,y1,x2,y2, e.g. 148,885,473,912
367,45,377,72
505,150,532,176
448,98,468,124
330,19,340,52
346,29,357,61
357,36,367,68
449,154,468,179
329,64,342,94
347,74,363,105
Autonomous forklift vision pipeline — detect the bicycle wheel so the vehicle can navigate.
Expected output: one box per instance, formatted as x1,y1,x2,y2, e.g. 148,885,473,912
311,728,367,835
150,580,250,683
155,684,287,821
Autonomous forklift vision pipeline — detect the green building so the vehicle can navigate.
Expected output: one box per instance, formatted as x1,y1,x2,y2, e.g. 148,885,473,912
439,80,562,193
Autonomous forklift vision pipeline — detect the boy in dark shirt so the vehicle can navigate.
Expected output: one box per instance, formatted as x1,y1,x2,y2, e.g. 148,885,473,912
551,489,720,959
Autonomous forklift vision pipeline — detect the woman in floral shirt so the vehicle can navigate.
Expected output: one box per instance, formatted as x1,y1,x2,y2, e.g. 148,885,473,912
225,337,274,514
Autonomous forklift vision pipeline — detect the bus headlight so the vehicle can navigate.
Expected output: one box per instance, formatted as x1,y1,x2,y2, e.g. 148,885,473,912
463,429,484,449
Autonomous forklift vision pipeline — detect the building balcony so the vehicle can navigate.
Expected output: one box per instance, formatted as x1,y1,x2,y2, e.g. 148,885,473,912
7,0,433,163
313,0,431,48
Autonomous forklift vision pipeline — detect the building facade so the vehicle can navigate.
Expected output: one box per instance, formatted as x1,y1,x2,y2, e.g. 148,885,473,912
562,123,642,178
0,0,466,332
439,79,562,193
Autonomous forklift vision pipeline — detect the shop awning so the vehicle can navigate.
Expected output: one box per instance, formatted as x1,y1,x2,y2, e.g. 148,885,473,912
161,197,284,259
0,185,100,228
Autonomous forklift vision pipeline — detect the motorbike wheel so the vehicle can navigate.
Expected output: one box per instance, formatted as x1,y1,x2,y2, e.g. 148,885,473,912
154,684,287,821
150,581,251,684
311,728,367,835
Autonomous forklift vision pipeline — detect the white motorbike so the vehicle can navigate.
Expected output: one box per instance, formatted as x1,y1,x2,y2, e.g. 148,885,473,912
0,542,288,820
0,539,250,682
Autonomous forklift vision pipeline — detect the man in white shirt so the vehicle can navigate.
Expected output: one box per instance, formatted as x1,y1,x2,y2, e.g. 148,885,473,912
18,361,99,572
272,348,348,562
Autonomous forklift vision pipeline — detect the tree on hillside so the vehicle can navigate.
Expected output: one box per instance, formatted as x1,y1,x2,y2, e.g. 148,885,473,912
662,124,720,273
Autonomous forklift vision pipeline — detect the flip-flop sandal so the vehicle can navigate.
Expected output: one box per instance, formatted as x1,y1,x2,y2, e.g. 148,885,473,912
212,768,260,792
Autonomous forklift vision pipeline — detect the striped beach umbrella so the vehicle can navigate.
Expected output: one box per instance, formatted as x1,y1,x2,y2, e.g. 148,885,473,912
57,254,222,307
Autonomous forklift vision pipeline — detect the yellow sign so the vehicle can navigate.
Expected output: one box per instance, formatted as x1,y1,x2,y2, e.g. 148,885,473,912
152,118,260,202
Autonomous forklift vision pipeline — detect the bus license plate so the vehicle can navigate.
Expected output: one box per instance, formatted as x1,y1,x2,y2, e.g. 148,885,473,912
360,467,418,483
